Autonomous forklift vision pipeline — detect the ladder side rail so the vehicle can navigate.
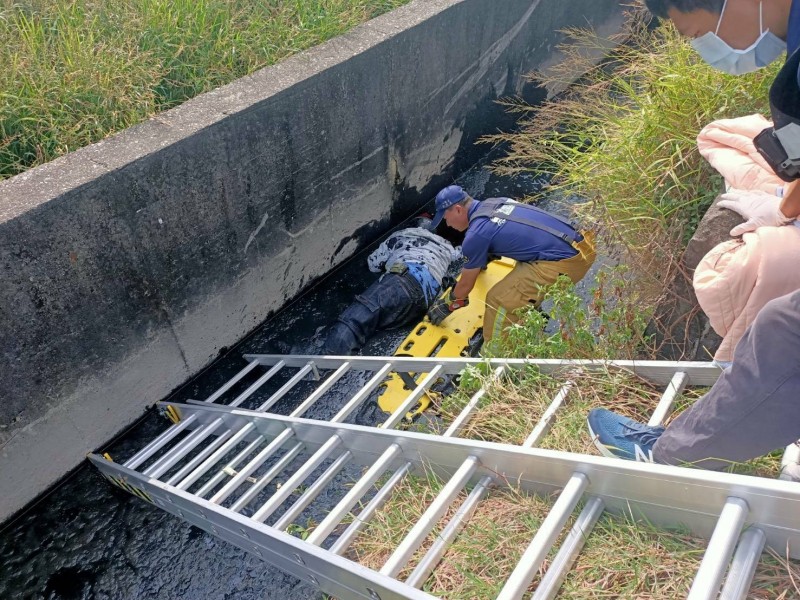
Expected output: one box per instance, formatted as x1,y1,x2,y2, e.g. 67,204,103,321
244,355,724,385
534,368,688,599
88,455,437,600
204,359,261,404
719,527,767,600
254,362,317,412
496,473,590,600
687,497,750,600
228,361,286,408
148,403,800,557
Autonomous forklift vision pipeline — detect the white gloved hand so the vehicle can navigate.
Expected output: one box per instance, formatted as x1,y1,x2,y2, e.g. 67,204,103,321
716,188,795,237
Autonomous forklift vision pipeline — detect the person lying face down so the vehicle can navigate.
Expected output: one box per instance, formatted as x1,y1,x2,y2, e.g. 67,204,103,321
322,217,460,355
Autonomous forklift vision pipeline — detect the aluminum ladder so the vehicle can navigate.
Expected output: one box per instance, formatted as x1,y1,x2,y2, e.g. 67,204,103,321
89,355,800,600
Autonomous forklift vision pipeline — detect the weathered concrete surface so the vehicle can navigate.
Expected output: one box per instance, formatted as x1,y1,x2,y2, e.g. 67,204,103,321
0,0,624,522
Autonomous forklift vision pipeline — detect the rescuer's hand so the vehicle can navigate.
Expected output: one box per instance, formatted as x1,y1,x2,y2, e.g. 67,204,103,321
427,290,469,325
717,189,794,236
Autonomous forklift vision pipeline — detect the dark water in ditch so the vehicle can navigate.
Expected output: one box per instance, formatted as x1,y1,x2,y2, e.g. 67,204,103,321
0,158,594,600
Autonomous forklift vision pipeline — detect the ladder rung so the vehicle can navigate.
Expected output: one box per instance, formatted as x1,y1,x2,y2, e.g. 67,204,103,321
210,432,296,504
273,450,354,532
290,362,352,417
196,435,266,496
229,441,305,512
382,366,443,430
497,472,589,600
306,444,404,546
332,363,394,422
251,435,343,523
178,425,259,491
328,462,413,556
523,381,573,448
405,473,492,588
381,456,481,578
123,414,198,470
204,359,260,403
688,497,749,600
531,495,605,600
165,429,234,486
228,360,286,407
143,418,224,478
648,371,688,427
719,527,766,600
255,362,317,412
444,365,507,437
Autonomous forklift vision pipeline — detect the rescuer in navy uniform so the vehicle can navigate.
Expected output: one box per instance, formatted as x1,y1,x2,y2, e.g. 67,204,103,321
587,0,800,480
426,185,596,341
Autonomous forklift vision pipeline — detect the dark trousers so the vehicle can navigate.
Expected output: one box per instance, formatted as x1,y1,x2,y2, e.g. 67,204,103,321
322,272,427,355
653,290,800,469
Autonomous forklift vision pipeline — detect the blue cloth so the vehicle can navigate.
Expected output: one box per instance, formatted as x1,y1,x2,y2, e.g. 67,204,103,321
461,200,578,270
322,272,427,355
788,0,800,56
405,262,440,305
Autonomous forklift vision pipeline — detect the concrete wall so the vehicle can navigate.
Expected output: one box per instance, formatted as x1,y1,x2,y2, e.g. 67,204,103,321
0,0,624,522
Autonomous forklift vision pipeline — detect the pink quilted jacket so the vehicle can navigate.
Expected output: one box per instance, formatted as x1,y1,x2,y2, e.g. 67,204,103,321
693,225,800,362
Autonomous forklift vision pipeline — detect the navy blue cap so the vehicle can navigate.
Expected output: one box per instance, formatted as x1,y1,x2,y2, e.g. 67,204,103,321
431,185,468,228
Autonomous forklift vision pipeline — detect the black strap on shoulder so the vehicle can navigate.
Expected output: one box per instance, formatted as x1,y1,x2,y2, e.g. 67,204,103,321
469,198,580,244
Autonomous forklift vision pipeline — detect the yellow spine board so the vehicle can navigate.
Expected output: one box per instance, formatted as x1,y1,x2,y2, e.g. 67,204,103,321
377,258,515,415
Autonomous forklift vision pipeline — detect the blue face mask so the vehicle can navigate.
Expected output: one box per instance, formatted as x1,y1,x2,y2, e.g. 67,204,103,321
691,0,786,75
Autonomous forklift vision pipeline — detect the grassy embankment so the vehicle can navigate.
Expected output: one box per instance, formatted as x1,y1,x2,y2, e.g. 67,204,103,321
341,16,799,598
0,0,409,180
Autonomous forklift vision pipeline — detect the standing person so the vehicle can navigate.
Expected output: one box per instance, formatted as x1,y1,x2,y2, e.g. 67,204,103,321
322,218,459,355
425,185,596,341
645,0,800,231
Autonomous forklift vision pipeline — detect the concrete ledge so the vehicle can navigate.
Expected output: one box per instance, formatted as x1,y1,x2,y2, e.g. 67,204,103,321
0,0,624,522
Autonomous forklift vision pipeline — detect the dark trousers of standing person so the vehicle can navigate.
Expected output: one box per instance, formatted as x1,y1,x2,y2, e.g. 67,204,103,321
653,290,800,469
322,272,427,355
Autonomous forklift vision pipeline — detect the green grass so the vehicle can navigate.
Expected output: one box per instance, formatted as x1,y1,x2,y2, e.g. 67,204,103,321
0,0,410,179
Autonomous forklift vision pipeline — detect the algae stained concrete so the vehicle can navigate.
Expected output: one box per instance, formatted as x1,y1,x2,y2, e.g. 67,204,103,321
0,0,624,522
